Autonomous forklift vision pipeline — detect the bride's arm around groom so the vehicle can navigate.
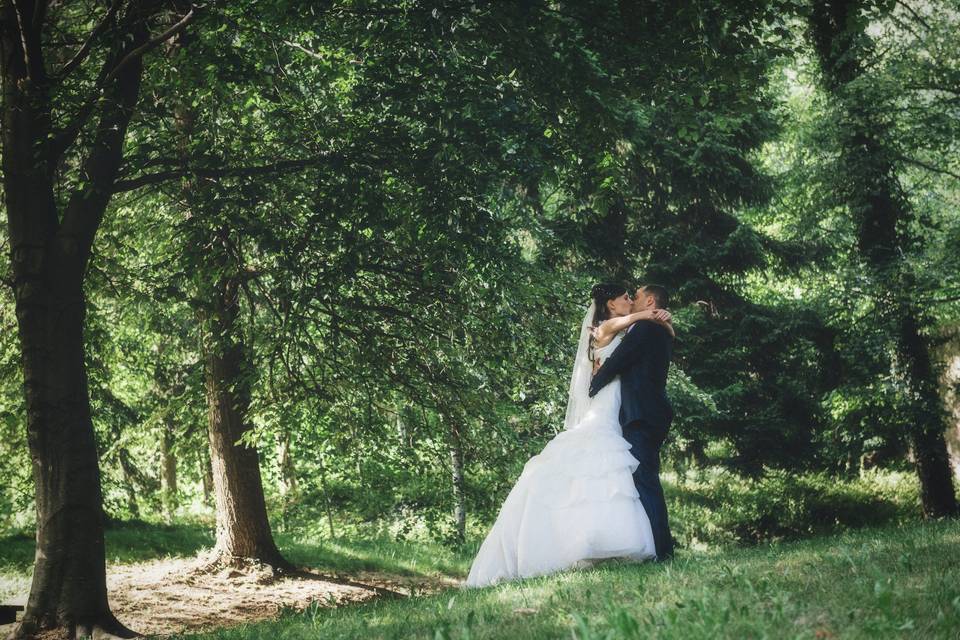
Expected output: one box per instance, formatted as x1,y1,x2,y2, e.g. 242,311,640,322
588,319,672,401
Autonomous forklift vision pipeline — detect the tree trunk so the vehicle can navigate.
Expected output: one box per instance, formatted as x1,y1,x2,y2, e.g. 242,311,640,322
166,27,288,569
118,450,142,519
152,343,180,523
898,315,957,515
160,423,178,523
446,414,467,544
1,1,153,635
200,449,214,505
316,449,337,539
9,278,134,639
809,0,957,518
935,331,960,479
202,268,290,570
277,431,297,497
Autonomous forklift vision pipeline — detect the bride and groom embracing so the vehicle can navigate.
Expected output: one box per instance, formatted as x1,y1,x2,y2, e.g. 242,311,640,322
466,283,676,588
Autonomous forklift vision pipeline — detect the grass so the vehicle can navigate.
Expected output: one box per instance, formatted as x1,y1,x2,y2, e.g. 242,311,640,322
664,468,921,548
0,520,215,576
0,519,468,605
177,519,960,640
0,471,954,638
278,535,468,578
0,519,466,577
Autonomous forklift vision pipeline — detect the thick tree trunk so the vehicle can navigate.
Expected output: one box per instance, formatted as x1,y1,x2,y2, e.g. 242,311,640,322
202,268,289,570
809,0,957,518
10,281,134,639
1,1,151,635
898,316,957,515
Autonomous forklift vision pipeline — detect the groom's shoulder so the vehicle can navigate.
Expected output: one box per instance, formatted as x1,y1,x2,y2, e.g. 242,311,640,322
645,321,673,343
631,320,671,337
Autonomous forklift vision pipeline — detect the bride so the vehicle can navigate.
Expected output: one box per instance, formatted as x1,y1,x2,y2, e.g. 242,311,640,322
465,283,675,588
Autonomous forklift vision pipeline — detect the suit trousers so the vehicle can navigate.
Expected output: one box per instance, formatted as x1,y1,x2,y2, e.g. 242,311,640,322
621,419,674,560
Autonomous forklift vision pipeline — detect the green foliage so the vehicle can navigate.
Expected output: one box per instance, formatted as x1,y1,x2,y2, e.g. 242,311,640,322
271,468,923,555
1,0,958,557
668,469,920,547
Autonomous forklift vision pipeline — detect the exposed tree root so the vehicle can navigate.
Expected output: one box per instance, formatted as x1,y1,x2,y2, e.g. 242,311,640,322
191,550,296,581
7,611,138,640
188,552,404,598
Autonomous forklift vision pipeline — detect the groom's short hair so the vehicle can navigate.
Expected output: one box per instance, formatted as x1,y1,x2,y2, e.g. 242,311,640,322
642,284,669,309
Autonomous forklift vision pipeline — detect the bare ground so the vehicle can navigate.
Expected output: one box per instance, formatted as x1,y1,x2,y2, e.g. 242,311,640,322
1,556,459,638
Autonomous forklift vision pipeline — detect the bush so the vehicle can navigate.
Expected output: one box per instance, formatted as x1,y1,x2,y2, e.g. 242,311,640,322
667,468,921,548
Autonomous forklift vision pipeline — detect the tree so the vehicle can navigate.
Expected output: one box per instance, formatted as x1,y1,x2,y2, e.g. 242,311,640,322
0,1,193,636
168,27,291,570
807,0,956,517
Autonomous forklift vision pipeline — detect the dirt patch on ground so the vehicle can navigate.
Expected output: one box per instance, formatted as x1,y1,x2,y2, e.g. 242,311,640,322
1,557,458,638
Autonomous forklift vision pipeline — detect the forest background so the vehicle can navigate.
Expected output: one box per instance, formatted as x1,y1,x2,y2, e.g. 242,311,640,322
0,0,959,638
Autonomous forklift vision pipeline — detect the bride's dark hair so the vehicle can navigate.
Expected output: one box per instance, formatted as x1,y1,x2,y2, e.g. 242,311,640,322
588,282,627,365
590,282,627,327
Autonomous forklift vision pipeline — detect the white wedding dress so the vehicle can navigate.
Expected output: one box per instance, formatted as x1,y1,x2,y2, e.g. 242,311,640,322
465,332,656,588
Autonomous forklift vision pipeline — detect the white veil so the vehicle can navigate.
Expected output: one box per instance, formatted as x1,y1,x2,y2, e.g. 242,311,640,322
563,301,595,431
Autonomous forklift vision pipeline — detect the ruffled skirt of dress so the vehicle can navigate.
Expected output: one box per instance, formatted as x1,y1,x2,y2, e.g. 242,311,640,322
464,420,656,588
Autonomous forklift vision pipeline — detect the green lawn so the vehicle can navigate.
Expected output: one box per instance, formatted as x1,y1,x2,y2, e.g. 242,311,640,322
179,519,960,640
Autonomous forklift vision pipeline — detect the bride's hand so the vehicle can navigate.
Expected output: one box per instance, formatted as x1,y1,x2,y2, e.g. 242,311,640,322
652,309,671,323
638,308,672,323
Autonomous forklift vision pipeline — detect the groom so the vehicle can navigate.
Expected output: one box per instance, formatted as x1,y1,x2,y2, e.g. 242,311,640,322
589,284,674,560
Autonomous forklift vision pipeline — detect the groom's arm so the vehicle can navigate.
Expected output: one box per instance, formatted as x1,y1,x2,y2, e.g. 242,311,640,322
588,323,650,397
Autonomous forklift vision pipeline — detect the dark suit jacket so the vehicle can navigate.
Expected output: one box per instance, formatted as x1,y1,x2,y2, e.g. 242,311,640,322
589,321,673,431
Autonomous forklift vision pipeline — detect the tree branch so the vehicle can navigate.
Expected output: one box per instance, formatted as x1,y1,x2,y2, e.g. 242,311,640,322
897,153,960,182
56,0,124,79
12,0,35,81
283,39,327,61
47,5,195,162
58,12,152,273
894,0,932,32
111,153,344,192
101,4,195,86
